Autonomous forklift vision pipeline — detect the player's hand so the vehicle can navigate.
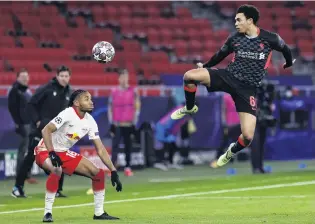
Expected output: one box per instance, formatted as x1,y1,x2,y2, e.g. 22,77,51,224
283,59,296,69
49,151,63,167
109,124,116,137
15,124,21,134
130,124,136,139
111,171,122,192
196,62,203,69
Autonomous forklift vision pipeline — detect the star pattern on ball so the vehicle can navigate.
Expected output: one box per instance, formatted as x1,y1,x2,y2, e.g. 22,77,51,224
99,45,108,55
92,41,115,63
94,54,100,61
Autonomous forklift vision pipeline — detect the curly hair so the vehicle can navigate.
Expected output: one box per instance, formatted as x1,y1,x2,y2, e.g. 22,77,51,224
68,89,87,107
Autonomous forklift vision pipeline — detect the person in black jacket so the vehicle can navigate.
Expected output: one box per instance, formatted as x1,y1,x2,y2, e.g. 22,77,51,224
8,69,34,178
12,66,72,198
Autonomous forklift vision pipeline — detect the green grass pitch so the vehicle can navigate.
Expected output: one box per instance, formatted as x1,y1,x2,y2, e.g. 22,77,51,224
0,160,314,223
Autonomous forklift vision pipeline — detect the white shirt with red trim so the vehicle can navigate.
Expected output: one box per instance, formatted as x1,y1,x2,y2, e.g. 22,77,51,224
36,107,100,152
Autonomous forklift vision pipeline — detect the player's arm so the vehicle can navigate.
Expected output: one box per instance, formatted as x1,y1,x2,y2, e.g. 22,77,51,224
91,124,122,192
221,95,227,127
41,123,57,152
92,136,122,192
92,138,116,172
107,94,113,124
133,89,141,125
28,86,48,128
89,118,116,171
8,88,22,126
107,94,116,136
270,34,294,69
41,109,71,167
41,109,70,152
202,35,234,68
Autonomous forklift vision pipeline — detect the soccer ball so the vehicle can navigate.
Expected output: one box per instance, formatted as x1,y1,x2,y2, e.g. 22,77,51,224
92,41,115,63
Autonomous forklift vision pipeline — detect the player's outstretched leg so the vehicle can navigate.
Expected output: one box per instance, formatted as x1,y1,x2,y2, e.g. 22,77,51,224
40,158,63,223
74,157,119,220
217,112,256,167
171,68,211,120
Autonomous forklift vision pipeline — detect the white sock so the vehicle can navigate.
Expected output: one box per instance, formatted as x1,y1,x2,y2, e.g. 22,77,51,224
44,191,56,215
94,190,105,216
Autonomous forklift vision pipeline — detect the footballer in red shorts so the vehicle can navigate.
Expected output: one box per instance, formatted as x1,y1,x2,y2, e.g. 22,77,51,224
35,89,122,222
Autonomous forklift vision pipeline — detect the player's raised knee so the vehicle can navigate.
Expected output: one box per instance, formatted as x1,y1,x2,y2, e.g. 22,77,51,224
242,131,254,146
90,167,102,178
52,167,63,176
92,169,105,182
183,69,198,81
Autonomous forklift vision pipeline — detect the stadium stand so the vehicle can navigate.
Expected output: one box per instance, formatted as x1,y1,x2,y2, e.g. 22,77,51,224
0,1,314,95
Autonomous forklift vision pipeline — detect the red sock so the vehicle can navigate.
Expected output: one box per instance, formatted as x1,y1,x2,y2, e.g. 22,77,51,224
184,85,197,110
231,136,250,154
92,169,105,192
46,173,61,193
237,136,246,147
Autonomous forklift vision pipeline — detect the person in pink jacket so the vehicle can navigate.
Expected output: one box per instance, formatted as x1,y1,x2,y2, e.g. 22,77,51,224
108,69,141,176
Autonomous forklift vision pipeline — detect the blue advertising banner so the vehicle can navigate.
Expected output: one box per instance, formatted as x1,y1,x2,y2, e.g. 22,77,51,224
160,74,314,86
0,152,4,180
0,96,223,150
0,95,314,161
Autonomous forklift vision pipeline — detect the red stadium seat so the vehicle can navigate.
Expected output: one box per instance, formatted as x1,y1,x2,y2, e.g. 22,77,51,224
189,40,203,55
187,28,203,41
9,60,48,73
0,36,16,48
0,72,17,85
176,7,192,18
145,51,169,63
121,40,141,52
19,36,38,48
119,5,132,17
294,30,312,41
147,6,160,18
1,47,72,61
273,8,292,18
0,1,310,90
138,89,161,97
160,28,173,44
294,8,311,20
297,40,314,51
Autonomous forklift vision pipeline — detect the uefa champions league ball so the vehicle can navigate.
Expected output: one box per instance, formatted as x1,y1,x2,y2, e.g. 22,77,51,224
92,41,115,63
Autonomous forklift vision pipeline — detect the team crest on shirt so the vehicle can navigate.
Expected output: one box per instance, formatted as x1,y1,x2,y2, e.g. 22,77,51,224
259,43,264,50
55,117,62,124
66,132,81,140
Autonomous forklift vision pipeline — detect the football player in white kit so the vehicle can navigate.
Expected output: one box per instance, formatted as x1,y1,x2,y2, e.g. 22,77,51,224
34,89,122,222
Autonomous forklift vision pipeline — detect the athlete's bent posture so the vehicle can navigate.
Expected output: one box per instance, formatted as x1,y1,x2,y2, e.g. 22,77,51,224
35,89,122,222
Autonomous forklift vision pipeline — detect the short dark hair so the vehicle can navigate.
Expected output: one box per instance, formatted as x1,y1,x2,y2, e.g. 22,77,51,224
237,5,260,25
16,68,28,78
118,68,128,76
68,89,87,107
57,65,71,76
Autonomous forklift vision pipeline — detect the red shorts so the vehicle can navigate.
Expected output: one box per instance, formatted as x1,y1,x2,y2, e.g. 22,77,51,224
35,147,82,176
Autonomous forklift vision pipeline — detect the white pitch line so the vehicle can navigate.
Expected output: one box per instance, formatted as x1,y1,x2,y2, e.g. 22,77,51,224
0,180,314,215
182,195,307,199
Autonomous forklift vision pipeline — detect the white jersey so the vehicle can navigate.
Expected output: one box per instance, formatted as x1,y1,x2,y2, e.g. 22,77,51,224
36,107,99,152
